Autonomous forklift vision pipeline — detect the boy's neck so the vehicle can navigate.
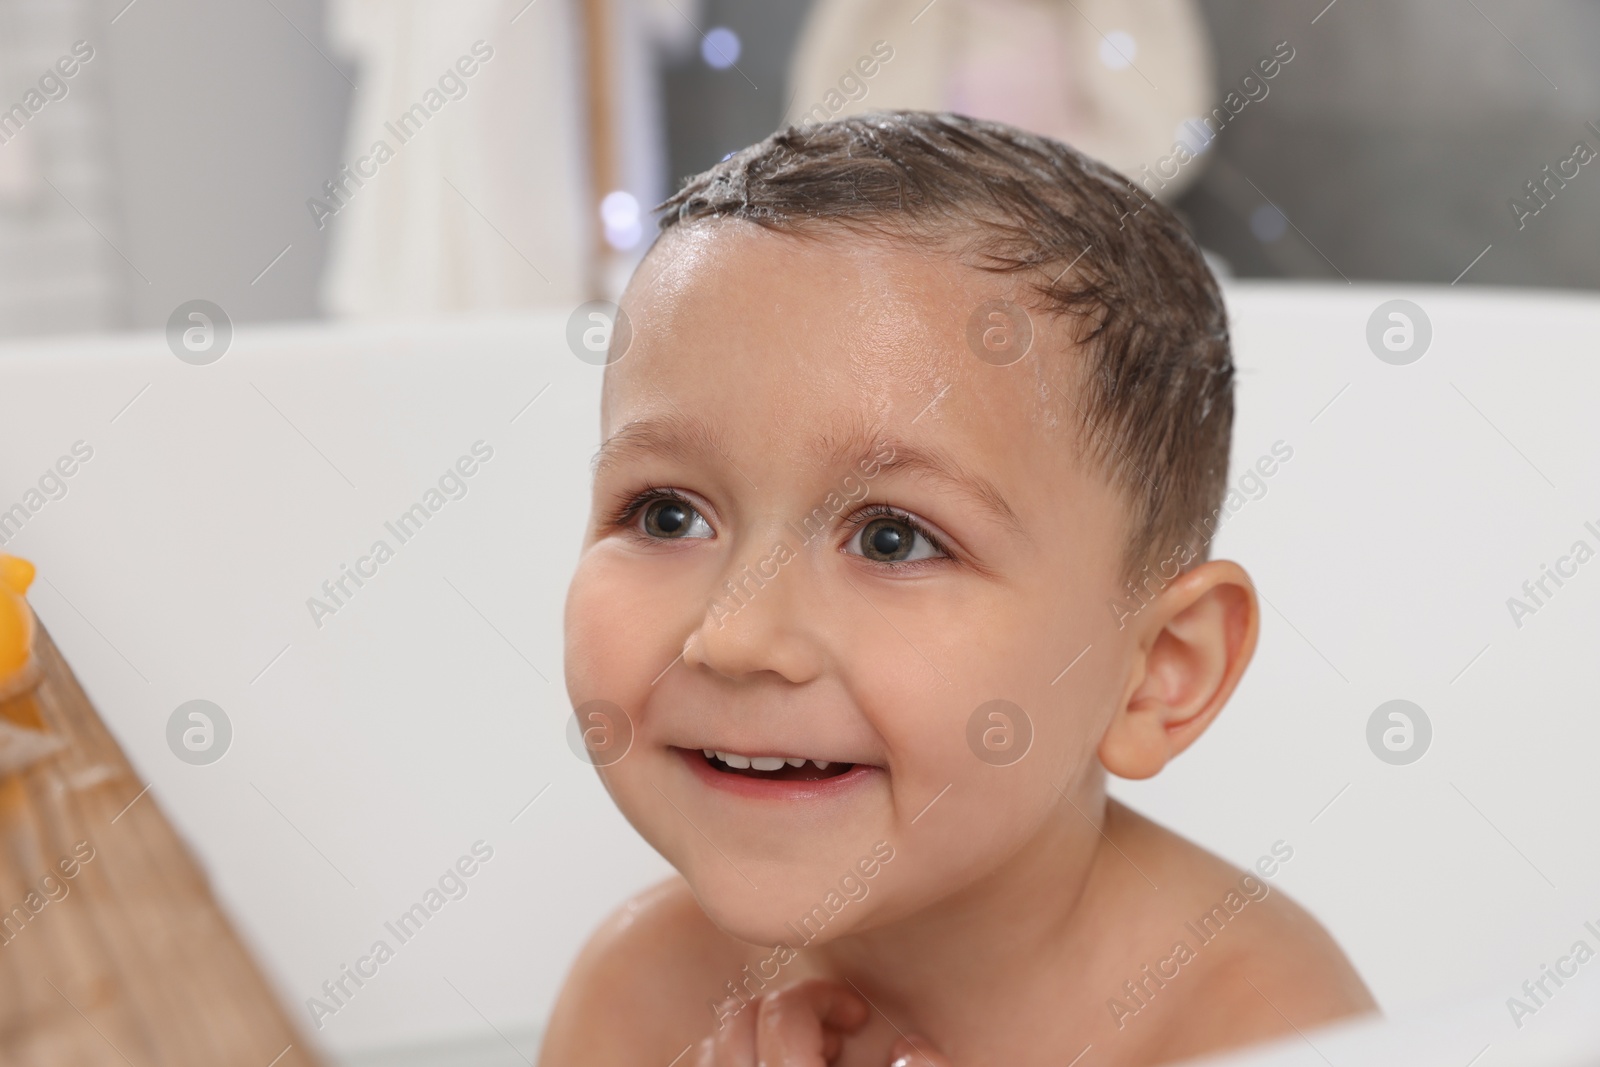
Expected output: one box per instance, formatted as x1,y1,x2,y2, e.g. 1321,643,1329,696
811,790,1148,1053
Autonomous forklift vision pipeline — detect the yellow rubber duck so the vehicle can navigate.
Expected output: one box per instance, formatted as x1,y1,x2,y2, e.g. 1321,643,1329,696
0,554,37,700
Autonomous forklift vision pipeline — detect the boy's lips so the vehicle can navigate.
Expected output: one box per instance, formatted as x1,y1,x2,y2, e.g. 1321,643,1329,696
673,745,879,799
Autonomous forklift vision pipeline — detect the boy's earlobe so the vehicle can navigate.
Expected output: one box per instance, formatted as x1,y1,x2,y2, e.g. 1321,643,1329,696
1097,561,1259,780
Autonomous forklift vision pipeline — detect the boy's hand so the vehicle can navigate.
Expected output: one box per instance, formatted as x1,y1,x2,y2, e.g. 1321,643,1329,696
694,979,867,1065
691,978,954,1066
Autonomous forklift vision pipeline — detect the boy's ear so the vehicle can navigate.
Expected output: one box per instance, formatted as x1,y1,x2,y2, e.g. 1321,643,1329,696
1098,560,1259,780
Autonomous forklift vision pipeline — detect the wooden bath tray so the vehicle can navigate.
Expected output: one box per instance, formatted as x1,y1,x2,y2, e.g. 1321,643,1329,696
0,619,324,1066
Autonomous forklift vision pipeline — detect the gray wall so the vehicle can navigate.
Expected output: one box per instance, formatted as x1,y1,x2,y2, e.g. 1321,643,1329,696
1174,0,1600,289
0,0,352,337
660,0,815,191
101,0,350,327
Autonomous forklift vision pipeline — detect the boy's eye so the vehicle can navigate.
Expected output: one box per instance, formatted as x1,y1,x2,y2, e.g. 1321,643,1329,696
848,514,943,564
642,497,713,539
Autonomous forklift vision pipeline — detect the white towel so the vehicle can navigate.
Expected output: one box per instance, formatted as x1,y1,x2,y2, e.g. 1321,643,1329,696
320,0,592,316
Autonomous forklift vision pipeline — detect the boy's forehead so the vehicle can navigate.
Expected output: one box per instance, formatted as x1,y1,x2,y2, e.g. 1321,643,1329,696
608,222,1060,438
625,222,975,339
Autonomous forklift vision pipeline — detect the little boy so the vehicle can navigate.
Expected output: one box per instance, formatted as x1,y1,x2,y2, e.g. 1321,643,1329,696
546,111,1374,1066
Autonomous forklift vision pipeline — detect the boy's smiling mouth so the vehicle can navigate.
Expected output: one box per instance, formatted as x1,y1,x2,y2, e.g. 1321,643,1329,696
699,748,853,781
671,745,878,796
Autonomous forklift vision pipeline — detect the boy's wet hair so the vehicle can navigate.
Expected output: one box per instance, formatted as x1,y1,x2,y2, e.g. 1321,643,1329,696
656,110,1233,578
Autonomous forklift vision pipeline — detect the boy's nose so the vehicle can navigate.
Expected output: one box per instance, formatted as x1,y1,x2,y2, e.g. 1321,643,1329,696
680,539,827,685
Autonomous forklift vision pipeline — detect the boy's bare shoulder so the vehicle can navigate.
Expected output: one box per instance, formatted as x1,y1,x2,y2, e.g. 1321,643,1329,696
1111,803,1377,1061
537,875,746,1067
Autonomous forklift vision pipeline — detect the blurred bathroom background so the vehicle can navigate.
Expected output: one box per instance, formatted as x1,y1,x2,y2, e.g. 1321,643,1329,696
0,0,1595,342
4,3,1600,1064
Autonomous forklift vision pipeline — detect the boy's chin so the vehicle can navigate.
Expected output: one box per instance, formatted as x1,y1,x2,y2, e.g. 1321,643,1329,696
700,903,865,951
688,873,874,948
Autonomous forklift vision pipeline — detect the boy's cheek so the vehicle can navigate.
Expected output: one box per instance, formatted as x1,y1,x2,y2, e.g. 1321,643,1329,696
886,717,1054,830
564,555,693,694
861,777,1055,924
591,757,696,866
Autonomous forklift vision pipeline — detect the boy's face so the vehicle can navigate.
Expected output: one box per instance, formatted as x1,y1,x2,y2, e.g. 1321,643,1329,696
565,222,1136,945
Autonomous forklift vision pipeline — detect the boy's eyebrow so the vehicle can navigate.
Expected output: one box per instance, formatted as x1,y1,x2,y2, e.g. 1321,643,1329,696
593,414,1028,540
592,415,737,479
818,427,1030,541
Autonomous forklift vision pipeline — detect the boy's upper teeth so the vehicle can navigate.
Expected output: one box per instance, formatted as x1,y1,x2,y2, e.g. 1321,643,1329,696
710,750,836,770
